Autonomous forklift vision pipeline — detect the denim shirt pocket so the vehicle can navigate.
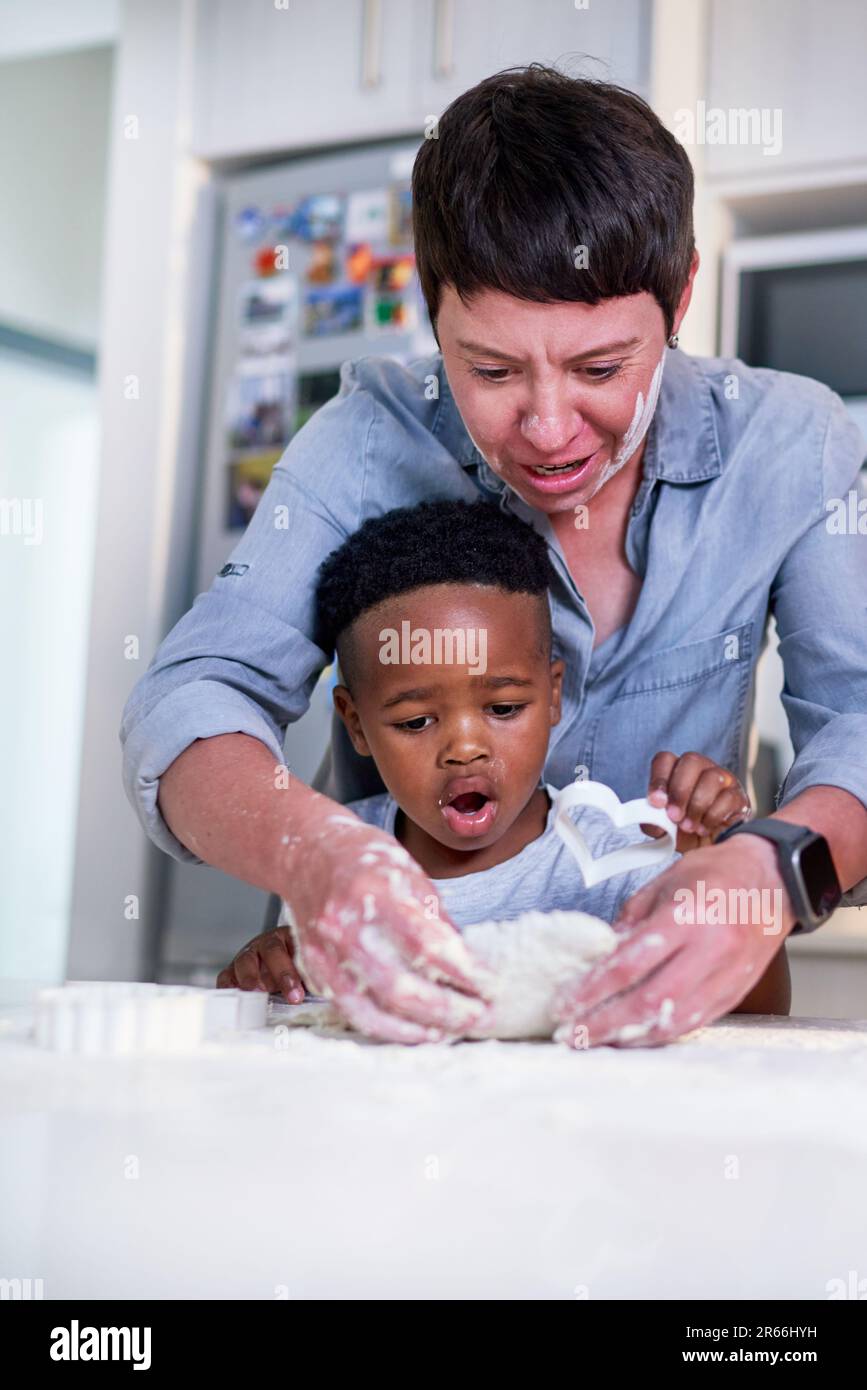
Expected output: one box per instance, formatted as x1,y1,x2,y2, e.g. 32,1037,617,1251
587,621,756,798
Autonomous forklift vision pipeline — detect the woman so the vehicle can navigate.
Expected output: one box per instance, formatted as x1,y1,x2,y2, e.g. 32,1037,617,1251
122,67,867,1045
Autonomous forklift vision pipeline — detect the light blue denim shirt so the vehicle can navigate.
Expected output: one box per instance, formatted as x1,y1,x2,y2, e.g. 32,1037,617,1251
120,346,867,904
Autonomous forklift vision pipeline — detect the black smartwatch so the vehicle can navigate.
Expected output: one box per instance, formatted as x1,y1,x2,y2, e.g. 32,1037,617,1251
714,818,842,933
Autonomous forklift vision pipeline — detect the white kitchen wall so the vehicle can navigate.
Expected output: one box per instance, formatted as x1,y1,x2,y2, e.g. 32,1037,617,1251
0,345,99,988
0,38,113,991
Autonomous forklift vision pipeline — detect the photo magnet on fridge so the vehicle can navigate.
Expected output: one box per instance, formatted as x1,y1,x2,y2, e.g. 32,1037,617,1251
289,192,345,242
306,240,339,284
345,188,390,245
295,368,342,431
225,370,295,449
239,276,296,327
239,321,296,367
366,255,417,332
389,184,413,244
303,285,363,337
345,242,375,284
226,451,282,530
235,205,266,243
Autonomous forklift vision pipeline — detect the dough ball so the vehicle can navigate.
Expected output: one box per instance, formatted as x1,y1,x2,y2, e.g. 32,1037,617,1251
463,909,618,1040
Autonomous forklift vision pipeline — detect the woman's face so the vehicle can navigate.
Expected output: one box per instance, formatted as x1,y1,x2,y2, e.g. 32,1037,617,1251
437,286,686,515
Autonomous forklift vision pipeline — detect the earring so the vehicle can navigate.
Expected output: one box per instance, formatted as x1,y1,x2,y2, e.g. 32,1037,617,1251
667,333,679,349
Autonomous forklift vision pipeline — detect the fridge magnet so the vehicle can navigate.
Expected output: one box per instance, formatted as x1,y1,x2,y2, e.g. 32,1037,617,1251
295,368,342,431
345,188,390,245
345,241,374,284
303,285,363,337
225,370,294,450
239,276,295,326
305,240,339,284
374,254,414,290
235,205,266,243
253,244,290,277
239,321,295,367
366,255,417,332
269,204,296,239
389,184,413,244
289,192,344,242
226,451,282,530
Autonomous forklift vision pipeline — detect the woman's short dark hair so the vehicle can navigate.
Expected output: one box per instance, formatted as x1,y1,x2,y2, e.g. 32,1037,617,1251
412,64,695,337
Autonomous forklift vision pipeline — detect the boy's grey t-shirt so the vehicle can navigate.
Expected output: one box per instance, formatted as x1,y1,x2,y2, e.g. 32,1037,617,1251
346,785,680,929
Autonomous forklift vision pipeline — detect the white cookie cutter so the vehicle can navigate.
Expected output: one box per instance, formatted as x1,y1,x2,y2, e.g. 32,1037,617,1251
549,779,677,887
32,982,269,1055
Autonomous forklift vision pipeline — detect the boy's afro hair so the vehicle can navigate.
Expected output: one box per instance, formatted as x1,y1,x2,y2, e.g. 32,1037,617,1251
315,498,555,655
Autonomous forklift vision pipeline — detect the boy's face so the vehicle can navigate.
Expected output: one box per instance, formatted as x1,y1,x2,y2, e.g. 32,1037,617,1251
436,284,690,514
333,584,563,852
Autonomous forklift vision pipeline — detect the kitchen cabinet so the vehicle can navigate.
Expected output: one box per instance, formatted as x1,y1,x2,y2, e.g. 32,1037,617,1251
191,0,652,160
407,0,651,122
704,0,867,181
192,0,417,157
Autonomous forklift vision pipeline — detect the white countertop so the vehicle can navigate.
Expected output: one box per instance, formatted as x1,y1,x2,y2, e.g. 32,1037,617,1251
2,1004,866,1299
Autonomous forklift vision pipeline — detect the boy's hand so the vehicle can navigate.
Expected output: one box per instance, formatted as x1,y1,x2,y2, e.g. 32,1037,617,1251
641,750,751,853
217,926,306,1003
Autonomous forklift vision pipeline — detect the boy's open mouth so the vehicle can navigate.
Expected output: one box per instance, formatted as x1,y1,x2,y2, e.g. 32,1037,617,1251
440,777,499,838
449,791,488,813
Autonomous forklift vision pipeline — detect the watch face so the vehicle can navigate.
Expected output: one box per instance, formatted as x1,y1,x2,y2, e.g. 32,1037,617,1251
798,836,841,919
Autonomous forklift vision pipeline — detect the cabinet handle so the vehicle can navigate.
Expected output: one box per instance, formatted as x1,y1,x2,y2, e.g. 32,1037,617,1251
433,0,455,80
361,0,383,89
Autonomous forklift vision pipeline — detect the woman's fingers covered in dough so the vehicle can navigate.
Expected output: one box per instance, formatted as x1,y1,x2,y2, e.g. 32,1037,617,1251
551,926,681,1040
353,932,494,1033
565,954,759,1049
382,904,498,1000
299,940,447,1044
334,991,446,1045
300,924,494,1038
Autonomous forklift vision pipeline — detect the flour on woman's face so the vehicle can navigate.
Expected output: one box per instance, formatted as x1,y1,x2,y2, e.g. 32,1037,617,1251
588,349,667,499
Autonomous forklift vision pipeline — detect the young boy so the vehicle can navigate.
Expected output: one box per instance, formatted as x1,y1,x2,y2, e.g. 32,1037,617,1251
220,500,788,1013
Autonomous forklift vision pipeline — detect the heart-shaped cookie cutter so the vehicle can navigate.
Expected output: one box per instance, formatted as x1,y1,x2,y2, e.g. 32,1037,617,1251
549,779,677,887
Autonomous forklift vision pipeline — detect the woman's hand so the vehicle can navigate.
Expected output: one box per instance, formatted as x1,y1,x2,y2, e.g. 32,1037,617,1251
641,750,751,853
552,832,793,1048
271,804,496,1044
217,926,306,1003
